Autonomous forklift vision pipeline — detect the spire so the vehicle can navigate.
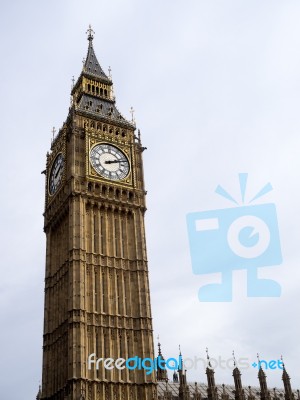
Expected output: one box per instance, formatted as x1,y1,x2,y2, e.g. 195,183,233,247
281,357,295,400
156,338,168,382
257,354,265,378
71,26,134,129
206,349,217,400
232,351,245,400
83,25,109,81
257,354,270,400
178,347,190,400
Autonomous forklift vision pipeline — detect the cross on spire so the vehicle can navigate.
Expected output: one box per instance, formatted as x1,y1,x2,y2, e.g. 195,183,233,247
86,24,95,41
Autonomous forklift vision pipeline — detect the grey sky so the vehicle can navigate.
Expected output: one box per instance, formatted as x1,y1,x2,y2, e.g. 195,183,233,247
0,1,300,398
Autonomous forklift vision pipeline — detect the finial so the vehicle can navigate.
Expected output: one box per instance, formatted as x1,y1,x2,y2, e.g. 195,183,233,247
257,353,261,366
206,347,212,368
280,355,285,369
108,66,112,79
52,127,56,141
232,350,236,367
72,76,75,88
179,344,182,356
86,24,95,41
157,335,162,356
206,347,210,360
130,106,135,124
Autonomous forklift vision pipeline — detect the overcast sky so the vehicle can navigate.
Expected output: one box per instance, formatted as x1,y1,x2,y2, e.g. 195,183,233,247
1,1,300,398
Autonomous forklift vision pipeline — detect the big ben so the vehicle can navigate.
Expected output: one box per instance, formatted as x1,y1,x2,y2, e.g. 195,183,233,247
41,26,157,400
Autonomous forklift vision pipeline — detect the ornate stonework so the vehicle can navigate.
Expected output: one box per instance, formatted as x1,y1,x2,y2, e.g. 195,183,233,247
41,27,156,400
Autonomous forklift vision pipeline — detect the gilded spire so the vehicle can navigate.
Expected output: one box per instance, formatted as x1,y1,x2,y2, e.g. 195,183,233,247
70,26,134,129
83,25,109,81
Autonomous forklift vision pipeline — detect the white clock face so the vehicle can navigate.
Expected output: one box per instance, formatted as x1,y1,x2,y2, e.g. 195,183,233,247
49,153,64,195
90,143,130,180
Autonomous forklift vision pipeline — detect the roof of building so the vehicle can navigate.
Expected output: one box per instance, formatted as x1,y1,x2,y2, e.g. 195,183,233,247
83,25,110,82
157,381,298,400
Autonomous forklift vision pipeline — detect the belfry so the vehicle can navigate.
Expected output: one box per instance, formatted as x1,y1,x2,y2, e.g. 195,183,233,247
41,26,157,400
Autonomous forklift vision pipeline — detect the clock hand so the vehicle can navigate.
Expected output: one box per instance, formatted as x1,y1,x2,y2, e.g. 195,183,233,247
105,159,127,164
54,165,63,178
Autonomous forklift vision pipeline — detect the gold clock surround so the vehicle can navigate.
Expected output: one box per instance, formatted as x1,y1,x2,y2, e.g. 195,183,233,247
86,138,134,187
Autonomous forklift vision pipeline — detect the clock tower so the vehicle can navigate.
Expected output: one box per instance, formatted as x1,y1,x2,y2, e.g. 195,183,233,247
41,27,157,400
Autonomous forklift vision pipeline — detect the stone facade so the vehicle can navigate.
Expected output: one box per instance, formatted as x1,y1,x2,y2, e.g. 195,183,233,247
41,27,156,400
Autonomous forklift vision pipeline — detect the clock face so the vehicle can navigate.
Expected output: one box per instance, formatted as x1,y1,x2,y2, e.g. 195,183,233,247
49,153,64,195
90,143,130,181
